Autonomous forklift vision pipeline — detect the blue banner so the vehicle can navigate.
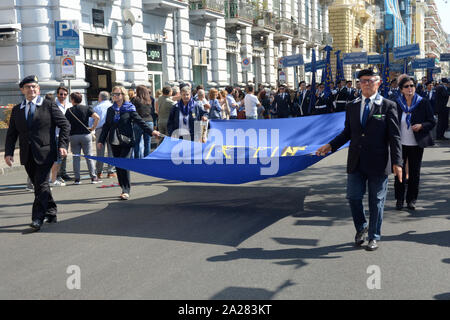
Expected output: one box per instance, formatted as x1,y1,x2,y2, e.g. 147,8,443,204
323,46,333,98
389,63,404,72
440,53,450,62
335,50,344,84
393,43,420,59
304,59,325,72
382,43,390,98
411,58,435,69
281,54,304,68
368,54,384,64
308,49,317,114
85,114,347,184
432,67,441,74
343,52,368,65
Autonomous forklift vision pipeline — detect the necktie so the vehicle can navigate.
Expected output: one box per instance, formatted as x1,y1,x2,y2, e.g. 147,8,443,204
26,102,34,128
361,98,371,128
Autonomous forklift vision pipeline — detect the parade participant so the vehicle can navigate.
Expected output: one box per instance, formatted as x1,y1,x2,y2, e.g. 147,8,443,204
334,79,349,112
55,86,72,182
422,81,436,114
167,86,208,140
4,75,70,231
156,86,173,140
244,85,262,120
225,86,238,119
65,92,100,185
131,85,154,158
394,75,435,211
388,78,400,101
296,81,310,116
98,86,160,200
93,91,115,179
435,78,449,140
354,81,361,98
208,88,222,120
271,84,291,118
313,83,332,114
416,76,427,96
315,69,403,251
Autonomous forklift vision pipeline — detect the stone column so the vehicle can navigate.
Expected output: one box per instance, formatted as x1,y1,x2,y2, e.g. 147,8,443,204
210,19,228,87
240,26,253,84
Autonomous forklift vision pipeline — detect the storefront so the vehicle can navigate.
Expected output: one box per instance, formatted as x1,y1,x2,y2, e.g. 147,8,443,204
147,43,163,95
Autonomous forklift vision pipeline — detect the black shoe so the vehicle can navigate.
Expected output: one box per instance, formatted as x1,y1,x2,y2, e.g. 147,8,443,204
60,174,72,181
366,240,379,251
407,201,416,210
355,227,368,247
396,200,404,210
44,214,57,223
29,220,43,231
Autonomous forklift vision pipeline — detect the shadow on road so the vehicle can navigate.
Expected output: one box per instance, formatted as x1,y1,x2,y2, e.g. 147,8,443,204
34,186,309,247
210,280,295,300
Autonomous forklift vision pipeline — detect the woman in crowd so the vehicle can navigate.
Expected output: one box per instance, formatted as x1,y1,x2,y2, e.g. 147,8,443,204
219,90,230,120
131,85,154,158
65,92,100,185
208,88,222,120
394,75,436,211
98,86,160,200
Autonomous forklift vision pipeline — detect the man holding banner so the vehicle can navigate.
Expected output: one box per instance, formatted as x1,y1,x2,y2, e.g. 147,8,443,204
316,69,403,251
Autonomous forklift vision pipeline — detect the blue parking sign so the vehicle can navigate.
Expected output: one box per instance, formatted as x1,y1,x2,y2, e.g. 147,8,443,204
55,20,80,56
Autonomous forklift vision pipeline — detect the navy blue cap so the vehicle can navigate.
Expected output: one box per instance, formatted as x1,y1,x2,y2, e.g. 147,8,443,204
357,69,377,79
19,75,38,88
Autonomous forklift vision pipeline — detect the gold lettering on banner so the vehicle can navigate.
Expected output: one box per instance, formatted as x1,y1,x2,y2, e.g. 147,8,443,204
205,145,308,159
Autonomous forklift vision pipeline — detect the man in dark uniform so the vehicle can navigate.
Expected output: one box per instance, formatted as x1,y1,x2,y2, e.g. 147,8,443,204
295,81,310,116
334,79,348,112
435,78,449,140
313,83,332,114
316,69,403,251
271,84,292,118
388,78,400,101
416,76,427,96
4,75,71,231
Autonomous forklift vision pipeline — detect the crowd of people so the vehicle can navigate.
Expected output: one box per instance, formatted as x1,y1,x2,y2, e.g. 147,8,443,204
3,72,450,233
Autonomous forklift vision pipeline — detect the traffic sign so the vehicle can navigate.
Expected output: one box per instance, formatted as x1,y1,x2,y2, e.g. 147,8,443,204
242,57,251,71
55,20,80,56
61,56,76,79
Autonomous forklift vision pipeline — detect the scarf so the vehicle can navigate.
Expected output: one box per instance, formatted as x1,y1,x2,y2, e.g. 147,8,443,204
178,98,195,124
113,101,136,123
397,93,422,129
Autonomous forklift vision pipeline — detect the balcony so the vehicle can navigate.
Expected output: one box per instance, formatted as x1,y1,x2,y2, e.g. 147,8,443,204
310,29,323,44
224,0,254,28
142,0,189,13
273,17,294,41
189,0,225,23
252,10,275,35
292,24,310,44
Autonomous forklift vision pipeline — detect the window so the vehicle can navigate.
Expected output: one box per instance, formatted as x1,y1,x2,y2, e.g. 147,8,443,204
305,2,310,27
318,6,322,30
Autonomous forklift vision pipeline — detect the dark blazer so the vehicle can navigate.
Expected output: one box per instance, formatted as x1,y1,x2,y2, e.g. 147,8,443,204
271,93,292,118
421,90,437,114
5,97,70,165
435,84,449,113
329,94,402,176
99,105,153,146
295,90,311,116
167,101,208,140
396,96,435,148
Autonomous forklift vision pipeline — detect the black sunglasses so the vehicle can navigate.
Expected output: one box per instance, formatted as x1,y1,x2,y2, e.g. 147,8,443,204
403,84,415,89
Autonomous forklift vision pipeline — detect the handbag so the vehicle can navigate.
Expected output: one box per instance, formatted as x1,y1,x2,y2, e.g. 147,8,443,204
67,107,96,141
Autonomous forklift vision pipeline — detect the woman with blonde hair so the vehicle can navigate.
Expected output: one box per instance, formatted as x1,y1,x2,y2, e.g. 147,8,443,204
208,88,222,120
98,86,160,200
219,90,230,119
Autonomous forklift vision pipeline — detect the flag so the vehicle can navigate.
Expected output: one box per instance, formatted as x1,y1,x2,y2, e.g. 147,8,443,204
335,50,344,85
403,58,408,74
308,49,317,114
85,113,347,184
382,43,390,98
323,45,333,98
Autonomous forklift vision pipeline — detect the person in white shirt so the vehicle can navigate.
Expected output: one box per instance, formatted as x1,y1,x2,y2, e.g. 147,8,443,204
51,86,72,186
244,85,261,120
93,91,115,179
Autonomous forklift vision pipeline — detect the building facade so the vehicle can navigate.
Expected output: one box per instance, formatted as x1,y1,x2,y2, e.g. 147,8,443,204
0,0,333,105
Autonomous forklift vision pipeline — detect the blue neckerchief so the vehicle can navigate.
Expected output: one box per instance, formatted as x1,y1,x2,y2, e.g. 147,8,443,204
112,101,136,123
178,98,195,116
397,93,422,129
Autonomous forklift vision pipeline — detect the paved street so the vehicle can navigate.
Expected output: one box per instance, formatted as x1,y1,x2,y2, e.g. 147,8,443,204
0,142,449,300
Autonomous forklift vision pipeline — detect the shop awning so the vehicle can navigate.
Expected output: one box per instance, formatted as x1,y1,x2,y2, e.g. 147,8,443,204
84,61,145,73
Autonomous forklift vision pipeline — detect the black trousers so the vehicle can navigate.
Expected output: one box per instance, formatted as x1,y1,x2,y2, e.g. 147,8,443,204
436,107,449,138
24,149,56,222
111,144,133,194
394,145,424,203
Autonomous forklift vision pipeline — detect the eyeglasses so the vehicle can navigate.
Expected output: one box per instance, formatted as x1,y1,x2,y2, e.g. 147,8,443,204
58,93,68,96
23,84,38,89
360,79,377,85
112,93,122,97
402,84,415,89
